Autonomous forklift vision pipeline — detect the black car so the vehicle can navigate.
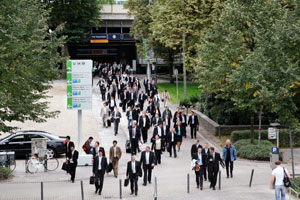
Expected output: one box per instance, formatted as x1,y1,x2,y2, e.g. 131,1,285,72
0,130,66,157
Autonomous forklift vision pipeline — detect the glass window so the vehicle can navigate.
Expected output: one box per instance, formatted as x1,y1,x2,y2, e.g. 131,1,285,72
9,135,25,142
26,134,44,141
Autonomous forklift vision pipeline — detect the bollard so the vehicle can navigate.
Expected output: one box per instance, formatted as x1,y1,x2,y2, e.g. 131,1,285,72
249,169,254,187
119,179,122,199
41,182,44,200
218,170,221,190
81,180,84,200
154,176,158,200
187,173,190,193
44,155,47,172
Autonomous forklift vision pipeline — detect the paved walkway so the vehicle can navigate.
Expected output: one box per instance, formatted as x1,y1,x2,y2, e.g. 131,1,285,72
0,75,295,200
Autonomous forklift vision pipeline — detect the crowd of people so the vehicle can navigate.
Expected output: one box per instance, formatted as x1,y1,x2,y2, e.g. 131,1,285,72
63,61,239,196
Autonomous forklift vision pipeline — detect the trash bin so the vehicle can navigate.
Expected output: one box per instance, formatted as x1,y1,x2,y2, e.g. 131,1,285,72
270,146,279,170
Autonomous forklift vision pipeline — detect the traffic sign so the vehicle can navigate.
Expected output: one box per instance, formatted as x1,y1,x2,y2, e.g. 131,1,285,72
268,128,277,139
66,60,92,110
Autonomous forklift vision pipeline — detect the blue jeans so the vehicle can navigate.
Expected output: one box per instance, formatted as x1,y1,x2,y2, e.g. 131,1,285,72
275,185,286,200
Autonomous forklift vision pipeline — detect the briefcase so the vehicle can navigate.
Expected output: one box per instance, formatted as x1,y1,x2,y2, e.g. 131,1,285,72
107,119,111,127
138,170,142,177
89,176,95,185
125,140,131,153
124,178,129,187
62,161,71,172
106,162,113,173
119,102,122,107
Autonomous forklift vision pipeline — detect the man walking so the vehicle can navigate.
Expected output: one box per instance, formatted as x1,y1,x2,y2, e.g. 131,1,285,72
208,147,224,190
167,128,177,158
100,102,109,128
192,148,205,190
111,107,122,136
66,142,78,183
129,121,141,155
126,155,142,196
188,111,199,139
140,146,156,186
202,143,210,181
93,150,108,195
139,112,150,143
222,139,237,178
270,161,291,200
191,139,202,158
109,140,122,178
138,90,147,111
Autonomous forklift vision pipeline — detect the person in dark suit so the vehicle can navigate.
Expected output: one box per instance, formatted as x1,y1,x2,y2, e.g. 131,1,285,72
208,147,224,190
151,113,163,127
188,111,199,139
92,141,106,158
191,139,203,158
64,136,71,157
192,148,205,190
180,110,187,138
127,156,142,196
167,128,178,158
202,143,210,181
66,142,78,183
120,89,129,112
93,150,108,195
146,102,155,117
138,112,151,143
138,91,147,111
140,146,156,186
129,121,141,155
108,95,116,113
133,105,140,124
128,89,137,108
162,120,169,151
173,112,181,128
111,107,122,136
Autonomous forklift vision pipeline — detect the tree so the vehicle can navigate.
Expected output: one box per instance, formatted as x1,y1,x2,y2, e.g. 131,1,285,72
0,0,65,132
195,0,300,130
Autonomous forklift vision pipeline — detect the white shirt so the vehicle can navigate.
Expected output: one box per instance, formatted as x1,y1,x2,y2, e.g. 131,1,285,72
171,133,174,142
146,152,150,165
143,118,146,127
132,128,136,138
182,116,185,123
114,146,117,157
110,99,115,107
129,111,133,119
157,127,162,137
131,93,134,100
131,161,136,173
272,167,287,186
197,153,203,165
98,156,102,170
192,115,194,124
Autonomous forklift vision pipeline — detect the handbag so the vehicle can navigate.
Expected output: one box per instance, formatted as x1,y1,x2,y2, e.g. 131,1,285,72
106,162,113,173
62,161,71,172
283,168,291,187
89,176,95,185
124,178,129,187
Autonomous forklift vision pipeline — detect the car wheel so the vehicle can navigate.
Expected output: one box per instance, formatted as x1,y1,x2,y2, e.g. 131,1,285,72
46,148,56,159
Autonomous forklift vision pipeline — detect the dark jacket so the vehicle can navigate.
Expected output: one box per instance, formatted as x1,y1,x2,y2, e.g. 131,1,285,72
167,131,178,143
67,150,79,166
191,144,203,158
188,115,199,127
140,151,156,168
192,152,206,166
129,127,141,142
208,152,224,172
151,117,163,127
126,161,142,179
93,156,108,175
92,147,106,158
111,111,122,123
152,126,164,138
202,148,210,166
138,116,150,129
138,93,147,103
146,105,155,116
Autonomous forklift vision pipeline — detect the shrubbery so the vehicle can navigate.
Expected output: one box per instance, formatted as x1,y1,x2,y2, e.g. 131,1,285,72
231,129,300,148
0,167,12,180
234,139,282,161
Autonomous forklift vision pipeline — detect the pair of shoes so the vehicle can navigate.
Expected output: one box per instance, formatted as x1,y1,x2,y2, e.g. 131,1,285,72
197,185,199,188
130,192,134,195
227,176,229,178
143,183,147,186
98,192,101,195
71,180,74,183
213,187,216,190
231,174,233,178
209,185,212,189
148,181,151,184
135,192,138,196
200,187,203,190
174,155,177,158
169,155,172,157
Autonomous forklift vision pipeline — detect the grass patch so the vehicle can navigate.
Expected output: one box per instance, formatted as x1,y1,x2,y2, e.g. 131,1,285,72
156,82,201,104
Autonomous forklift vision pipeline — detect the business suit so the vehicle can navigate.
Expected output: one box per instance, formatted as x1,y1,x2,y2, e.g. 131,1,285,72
126,161,142,195
192,153,205,188
111,111,122,135
151,117,163,127
138,93,147,110
138,116,150,143
188,115,199,139
140,151,156,185
128,92,137,108
93,156,108,194
208,152,224,189
180,114,187,137
146,105,155,117
129,127,141,155
109,146,122,177
120,91,129,112
191,144,203,158
167,131,177,157
202,148,210,181
67,150,78,182
92,147,106,158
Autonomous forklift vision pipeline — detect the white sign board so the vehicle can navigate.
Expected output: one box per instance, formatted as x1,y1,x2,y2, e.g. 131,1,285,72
268,128,277,139
67,60,92,110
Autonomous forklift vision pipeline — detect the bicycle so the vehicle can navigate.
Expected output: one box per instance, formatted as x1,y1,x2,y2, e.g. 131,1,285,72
0,151,16,172
26,151,59,174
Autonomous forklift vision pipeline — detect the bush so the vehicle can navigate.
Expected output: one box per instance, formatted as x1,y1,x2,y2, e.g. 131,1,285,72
231,129,300,148
291,177,300,193
0,167,12,180
234,139,282,161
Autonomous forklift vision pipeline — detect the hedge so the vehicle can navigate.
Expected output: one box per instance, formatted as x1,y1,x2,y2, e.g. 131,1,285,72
0,167,12,180
231,129,300,148
234,139,282,161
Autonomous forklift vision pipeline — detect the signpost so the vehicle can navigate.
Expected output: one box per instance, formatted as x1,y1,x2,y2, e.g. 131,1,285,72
174,69,178,104
66,60,92,151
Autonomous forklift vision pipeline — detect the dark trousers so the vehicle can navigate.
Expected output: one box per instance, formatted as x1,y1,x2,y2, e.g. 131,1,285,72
225,160,233,177
128,100,134,108
70,164,77,182
95,170,105,193
182,125,187,137
131,140,138,155
143,165,152,184
195,167,204,187
122,102,127,112
109,106,114,113
141,128,148,143
155,149,161,164
114,121,119,135
101,92,106,101
169,142,177,157
130,175,138,194
139,102,144,111
209,169,219,187
203,165,208,180
190,125,197,139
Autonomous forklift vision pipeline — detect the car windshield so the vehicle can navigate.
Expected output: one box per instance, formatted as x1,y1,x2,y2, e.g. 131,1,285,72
0,134,14,142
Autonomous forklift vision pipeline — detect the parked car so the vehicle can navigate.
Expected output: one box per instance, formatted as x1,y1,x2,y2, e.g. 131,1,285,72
0,130,66,157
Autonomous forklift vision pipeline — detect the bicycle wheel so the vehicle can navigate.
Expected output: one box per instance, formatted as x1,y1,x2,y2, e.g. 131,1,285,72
9,160,16,172
46,158,59,171
27,159,38,174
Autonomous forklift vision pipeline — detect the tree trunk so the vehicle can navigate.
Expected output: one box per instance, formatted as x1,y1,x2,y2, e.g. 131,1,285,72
168,50,174,84
250,115,254,144
61,44,70,79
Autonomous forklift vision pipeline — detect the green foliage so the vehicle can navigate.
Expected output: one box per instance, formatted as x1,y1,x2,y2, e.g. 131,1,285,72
291,177,300,193
234,139,282,161
0,0,65,132
195,0,300,127
231,129,300,147
0,167,12,180
48,0,102,43
180,99,191,109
